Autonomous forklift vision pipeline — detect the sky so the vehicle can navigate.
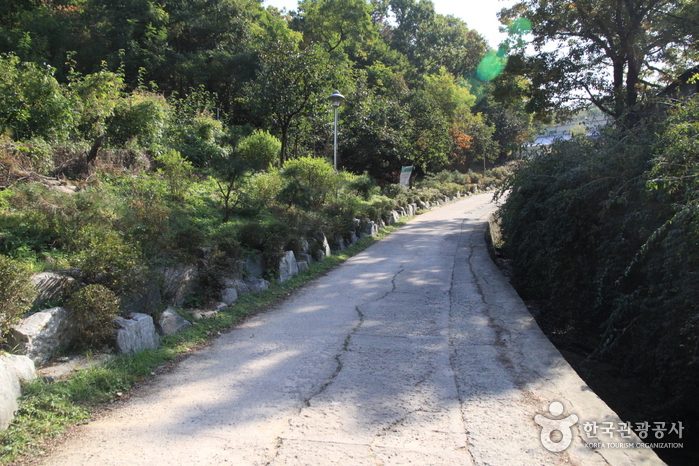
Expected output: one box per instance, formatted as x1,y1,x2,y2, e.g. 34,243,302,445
262,0,519,49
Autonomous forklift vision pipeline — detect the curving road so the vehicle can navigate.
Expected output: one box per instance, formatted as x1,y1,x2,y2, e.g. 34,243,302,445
38,193,663,465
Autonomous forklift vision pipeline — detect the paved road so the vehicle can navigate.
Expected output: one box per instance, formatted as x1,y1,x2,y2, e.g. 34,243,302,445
39,193,663,465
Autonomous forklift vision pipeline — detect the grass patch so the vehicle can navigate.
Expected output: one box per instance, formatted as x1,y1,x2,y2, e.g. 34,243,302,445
0,217,412,465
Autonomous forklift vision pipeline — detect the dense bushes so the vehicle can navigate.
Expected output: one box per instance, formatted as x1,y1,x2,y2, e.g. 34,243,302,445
67,284,120,349
496,96,699,413
0,255,36,344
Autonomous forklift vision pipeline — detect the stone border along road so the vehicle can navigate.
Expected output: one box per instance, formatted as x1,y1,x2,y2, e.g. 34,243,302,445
37,193,663,466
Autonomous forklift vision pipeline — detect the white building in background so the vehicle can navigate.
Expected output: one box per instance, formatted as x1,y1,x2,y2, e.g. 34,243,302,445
523,113,611,156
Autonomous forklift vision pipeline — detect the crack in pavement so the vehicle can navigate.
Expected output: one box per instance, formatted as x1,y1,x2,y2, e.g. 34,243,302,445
300,305,365,408
448,215,477,466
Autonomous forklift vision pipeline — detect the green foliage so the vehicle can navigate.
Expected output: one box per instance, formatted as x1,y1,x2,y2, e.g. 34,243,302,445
496,101,699,411
344,172,379,200
66,284,120,349
0,54,73,142
73,226,147,296
278,156,337,209
154,149,194,201
236,129,281,170
0,254,36,344
107,91,171,149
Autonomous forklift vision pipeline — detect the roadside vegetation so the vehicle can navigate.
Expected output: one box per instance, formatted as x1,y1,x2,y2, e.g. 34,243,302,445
1,0,698,463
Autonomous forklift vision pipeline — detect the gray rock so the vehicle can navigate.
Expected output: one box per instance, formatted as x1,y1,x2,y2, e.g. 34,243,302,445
333,237,345,252
160,266,198,307
314,250,326,262
347,231,358,246
297,261,308,273
298,253,314,266
221,286,238,305
245,253,264,278
278,251,299,283
114,313,159,354
231,278,250,295
0,354,36,431
0,357,20,431
213,302,228,312
389,210,401,224
353,218,361,234
157,308,192,336
2,354,36,383
299,237,309,254
9,307,74,365
30,272,75,309
365,221,379,237
243,277,269,293
409,204,417,216
313,232,331,257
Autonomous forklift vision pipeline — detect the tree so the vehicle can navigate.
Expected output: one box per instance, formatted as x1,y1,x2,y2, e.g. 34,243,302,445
245,38,333,165
500,0,698,124
292,0,377,55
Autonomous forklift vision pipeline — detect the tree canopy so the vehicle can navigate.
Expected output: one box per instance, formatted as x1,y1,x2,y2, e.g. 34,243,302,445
500,0,699,123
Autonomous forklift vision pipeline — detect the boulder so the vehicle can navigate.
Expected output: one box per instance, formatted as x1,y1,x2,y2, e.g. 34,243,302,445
9,307,74,365
389,211,401,224
299,237,310,254
114,313,160,354
298,253,314,266
160,265,198,307
245,253,264,278
365,221,379,237
333,237,345,252
243,276,269,293
157,308,192,336
347,231,358,246
231,278,250,295
409,204,417,216
314,250,326,263
30,272,75,309
0,354,36,431
313,232,331,258
221,287,238,305
278,251,298,283
297,261,309,273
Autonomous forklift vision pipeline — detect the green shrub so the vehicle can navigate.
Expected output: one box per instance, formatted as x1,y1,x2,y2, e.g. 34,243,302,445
242,170,283,211
67,284,119,349
107,92,170,149
154,149,193,201
0,255,36,344
236,129,281,170
345,173,379,200
278,156,337,209
381,183,408,199
73,226,147,296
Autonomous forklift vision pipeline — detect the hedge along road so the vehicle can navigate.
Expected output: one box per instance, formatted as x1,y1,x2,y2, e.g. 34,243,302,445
38,193,663,466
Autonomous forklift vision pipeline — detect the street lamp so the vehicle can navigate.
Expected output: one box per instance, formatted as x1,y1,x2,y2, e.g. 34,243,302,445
328,90,345,171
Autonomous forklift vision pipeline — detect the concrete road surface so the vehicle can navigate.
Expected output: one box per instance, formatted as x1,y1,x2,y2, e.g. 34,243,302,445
38,193,663,465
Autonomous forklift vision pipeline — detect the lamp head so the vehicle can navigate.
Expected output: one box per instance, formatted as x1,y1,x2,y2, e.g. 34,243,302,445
328,90,345,107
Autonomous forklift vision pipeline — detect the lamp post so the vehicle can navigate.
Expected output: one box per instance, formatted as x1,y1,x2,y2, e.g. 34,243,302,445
328,90,345,171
